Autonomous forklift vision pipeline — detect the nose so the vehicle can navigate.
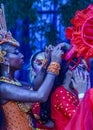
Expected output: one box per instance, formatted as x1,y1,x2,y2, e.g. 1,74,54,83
19,53,24,58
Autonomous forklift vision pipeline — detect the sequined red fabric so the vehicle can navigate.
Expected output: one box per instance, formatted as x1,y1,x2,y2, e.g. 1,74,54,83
65,88,93,130
31,102,55,130
2,101,33,130
51,86,79,130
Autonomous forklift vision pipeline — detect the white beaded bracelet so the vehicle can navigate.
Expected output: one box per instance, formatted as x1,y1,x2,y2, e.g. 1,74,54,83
78,93,84,99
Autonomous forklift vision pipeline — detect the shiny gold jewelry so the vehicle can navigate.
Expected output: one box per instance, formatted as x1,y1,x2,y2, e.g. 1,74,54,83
0,76,22,86
47,62,61,76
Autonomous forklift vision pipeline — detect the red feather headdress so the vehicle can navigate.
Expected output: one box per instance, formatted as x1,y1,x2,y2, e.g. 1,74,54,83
65,4,93,69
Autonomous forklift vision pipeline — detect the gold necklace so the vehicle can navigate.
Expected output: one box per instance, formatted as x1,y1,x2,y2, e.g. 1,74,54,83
0,76,31,112
0,76,22,86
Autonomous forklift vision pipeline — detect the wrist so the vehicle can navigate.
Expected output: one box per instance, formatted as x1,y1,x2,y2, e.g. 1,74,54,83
47,62,61,76
51,60,60,63
78,93,84,99
47,72,56,76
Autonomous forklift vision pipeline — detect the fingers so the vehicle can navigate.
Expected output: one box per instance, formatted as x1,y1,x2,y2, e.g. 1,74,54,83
53,44,63,52
51,46,63,63
87,76,91,89
70,64,90,93
73,67,89,88
45,45,54,59
48,45,54,51
71,78,75,88
57,50,64,56
83,70,89,80
72,69,83,86
55,43,65,50
73,68,81,81
45,45,54,52
53,46,64,56
56,42,71,51
45,46,48,53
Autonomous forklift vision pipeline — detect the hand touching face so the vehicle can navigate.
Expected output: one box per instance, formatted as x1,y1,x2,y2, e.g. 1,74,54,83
71,67,90,94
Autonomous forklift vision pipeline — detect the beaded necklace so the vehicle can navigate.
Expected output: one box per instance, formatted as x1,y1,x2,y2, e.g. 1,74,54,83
0,76,22,86
0,76,31,113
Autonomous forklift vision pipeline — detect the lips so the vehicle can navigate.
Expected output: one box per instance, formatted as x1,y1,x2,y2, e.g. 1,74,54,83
20,59,24,64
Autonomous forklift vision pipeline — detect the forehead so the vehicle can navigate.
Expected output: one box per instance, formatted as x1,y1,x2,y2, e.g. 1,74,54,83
35,52,45,60
32,52,45,67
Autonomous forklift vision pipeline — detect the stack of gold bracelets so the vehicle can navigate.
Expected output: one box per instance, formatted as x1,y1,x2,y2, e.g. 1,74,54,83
47,62,61,76
42,58,61,76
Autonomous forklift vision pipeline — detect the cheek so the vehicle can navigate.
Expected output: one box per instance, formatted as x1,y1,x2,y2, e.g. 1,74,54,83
10,58,20,66
34,65,42,73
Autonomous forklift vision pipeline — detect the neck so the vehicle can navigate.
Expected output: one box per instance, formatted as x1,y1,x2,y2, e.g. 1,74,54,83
62,72,73,93
0,69,15,80
63,81,76,96
63,82,70,91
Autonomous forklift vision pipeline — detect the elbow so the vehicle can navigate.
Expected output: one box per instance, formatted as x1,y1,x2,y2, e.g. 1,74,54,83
41,96,48,102
38,93,48,102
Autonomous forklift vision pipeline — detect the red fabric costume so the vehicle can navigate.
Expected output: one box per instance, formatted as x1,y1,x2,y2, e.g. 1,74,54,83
2,101,33,130
31,102,55,130
65,88,93,130
51,86,79,130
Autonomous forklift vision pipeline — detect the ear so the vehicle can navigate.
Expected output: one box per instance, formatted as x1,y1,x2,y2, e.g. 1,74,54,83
3,57,10,65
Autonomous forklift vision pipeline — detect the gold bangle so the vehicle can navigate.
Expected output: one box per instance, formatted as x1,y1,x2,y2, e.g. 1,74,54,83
47,62,60,76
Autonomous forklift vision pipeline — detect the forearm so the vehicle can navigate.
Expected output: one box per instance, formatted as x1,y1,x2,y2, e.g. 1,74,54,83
32,68,46,90
0,73,55,102
27,72,56,102
37,72,56,101
0,84,39,102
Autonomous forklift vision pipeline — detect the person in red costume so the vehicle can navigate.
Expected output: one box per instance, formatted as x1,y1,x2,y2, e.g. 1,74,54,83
51,57,90,130
64,88,93,130
52,4,93,130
